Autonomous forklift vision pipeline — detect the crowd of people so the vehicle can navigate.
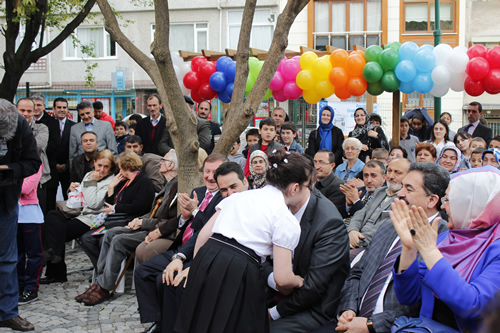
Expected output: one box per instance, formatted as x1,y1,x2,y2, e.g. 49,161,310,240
1,94,500,333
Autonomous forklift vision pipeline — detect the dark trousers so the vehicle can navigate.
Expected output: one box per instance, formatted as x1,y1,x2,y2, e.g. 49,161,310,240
17,223,43,293
0,203,19,321
36,184,47,216
58,171,71,200
161,263,191,333
80,229,105,270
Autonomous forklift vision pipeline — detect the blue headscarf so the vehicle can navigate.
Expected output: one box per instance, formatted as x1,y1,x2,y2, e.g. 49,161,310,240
318,106,334,151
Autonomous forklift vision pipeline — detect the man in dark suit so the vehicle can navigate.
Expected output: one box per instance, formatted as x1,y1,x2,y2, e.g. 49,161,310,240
53,98,75,198
459,101,493,145
313,149,347,218
32,93,61,213
196,100,221,154
262,186,350,332
135,94,166,155
314,162,450,333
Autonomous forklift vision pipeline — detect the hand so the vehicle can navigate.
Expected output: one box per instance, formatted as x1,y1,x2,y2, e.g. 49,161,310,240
348,230,365,249
295,275,304,288
89,170,103,181
179,192,199,219
338,310,356,326
389,199,415,251
69,182,80,192
163,258,184,285
340,184,361,205
368,129,378,138
347,177,364,188
100,202,115,214
125,218,142,230
56,164,66,173
173,267,190,288
361,144,369,152
336,316,368,333
109,173,125,189
144,228,161,244
408,206,440,254
0,165,8,169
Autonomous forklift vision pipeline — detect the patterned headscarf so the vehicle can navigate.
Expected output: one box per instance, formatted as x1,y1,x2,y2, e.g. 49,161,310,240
435,145,462,173
350,107,371,138
482,148,500,168
249,150,269,189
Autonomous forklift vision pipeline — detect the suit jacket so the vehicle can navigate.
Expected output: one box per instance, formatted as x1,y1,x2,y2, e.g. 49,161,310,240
305,126,344,167
135,115,166,155
56,118,76,166
459,122,493,145
346,186,396,247
347,187,369,218
207,121,222,154
142,153,167,193
262,189,350,324
69,118,117,166
315,172,347,218
157,117,211,155
36,111,61,186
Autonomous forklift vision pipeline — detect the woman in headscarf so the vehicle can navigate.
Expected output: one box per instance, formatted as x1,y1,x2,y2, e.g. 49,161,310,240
390,166,500,332
348,107,386,162
248,150,269,189
305,105,344,167
435,146,462,174
482,148,500,168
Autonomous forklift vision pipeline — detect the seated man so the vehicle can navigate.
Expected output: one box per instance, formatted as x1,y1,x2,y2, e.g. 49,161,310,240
135,161,247,333
70,131,98,183
346,158,410,260
314,162,449,333
75,149,180,306
313,149,346,218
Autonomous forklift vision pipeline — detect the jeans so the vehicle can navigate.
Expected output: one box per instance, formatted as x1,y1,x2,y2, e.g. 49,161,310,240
0,202,19,321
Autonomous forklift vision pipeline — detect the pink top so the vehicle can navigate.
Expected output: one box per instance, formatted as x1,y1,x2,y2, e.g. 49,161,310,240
20,165,43,206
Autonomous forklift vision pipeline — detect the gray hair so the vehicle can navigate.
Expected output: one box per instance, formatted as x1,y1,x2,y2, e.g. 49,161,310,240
77,100,93,111
0,99,18,140
168,149,178,171
409,162,450,208
343,137,362,150
30,93,45,102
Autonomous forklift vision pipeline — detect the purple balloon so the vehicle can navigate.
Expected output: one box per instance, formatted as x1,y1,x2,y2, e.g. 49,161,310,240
281,59,302,81
269,71,285,91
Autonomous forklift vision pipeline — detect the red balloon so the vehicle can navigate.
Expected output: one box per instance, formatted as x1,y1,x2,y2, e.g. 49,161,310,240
183,71,200,90
464,77,484,97
335,85,351,100
483,68,500,94
467,44,487,60
486,46,500,70
190,88,203,103
272,89,287,102
198,83,216,100
466,57,490,81
199,62,216,82
191,56,208,72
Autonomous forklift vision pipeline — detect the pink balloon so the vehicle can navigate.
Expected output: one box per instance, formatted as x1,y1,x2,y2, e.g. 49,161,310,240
272,89,287,102
281,59,302,81
283,81,303,100
466,57,490,81
467,44,488,60
277,57,287,73
269,71,285,91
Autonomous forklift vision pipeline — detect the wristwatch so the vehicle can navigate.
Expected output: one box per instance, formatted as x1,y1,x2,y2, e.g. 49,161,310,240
366,317,376,333
192,208,200,217
171,253,186,262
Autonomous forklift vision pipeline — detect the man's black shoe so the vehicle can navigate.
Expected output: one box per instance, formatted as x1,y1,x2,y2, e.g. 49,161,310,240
39,277,67,284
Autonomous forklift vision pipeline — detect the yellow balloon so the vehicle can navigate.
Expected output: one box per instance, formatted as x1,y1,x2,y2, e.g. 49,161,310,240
315,80,335,98
303,89,321,104
296,70,315,91
312,57,333,81
300,52,318,70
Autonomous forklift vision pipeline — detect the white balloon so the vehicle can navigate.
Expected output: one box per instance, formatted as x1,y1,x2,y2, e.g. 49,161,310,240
449,72,466,92
430,83,449,97
431,65,451,86
447,50,469,74
433,44,453,66
171,52,183,66
454,45,468,54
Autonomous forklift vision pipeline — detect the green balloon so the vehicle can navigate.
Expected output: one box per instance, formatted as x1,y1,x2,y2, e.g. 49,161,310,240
386,41,401,51
381,71,400,92
364,45,383,63
379,48,400,71
367,81,384,96
263,88,273,101
362,62,384,83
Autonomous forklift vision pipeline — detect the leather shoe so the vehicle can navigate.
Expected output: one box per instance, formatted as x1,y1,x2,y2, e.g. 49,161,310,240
144,322,161,333
39,277,67,284
75,283,98,302
0,316,34,331
82,285,111,306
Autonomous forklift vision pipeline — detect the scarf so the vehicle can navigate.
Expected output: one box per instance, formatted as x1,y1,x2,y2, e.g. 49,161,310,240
482,148,500,168
435,145,462,173
350,108,371,138
318,106,334,151
249,150,269,189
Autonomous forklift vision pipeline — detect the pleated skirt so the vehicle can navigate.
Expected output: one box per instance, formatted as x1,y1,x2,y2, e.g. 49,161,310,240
175,234,269,333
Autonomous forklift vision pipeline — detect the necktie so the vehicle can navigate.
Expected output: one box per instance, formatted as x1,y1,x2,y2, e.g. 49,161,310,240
358,239,402,317
182,192,213,245
344,192,372,227
465,124,473,135
60,120,64,136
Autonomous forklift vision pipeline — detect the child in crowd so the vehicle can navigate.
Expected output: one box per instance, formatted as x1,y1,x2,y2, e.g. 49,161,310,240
470,147,486,168
242,128,260,158
128,123,137,136
115,121,129,154
280,121,304,154
489,136,500,149
470,137,487,151
228,137,247,171
371,148,389,165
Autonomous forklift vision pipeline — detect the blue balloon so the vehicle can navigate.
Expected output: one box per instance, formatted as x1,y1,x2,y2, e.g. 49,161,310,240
412,72,434,94
398,42,419,61
399,80,415,94
395,60,417,82
216,56,232,72
218,91,232,103
224,61,237,82
209,71,228,92
419,44,434,53
225,82,234,97
414,50,436,73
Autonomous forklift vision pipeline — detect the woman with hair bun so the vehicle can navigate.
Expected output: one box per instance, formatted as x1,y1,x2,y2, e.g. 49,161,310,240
176,150,314,333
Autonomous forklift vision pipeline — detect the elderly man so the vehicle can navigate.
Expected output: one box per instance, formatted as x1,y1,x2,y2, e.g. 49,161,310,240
135,94,166,155
271,107,287,143
69,101,117,166
314,162,449,333
346,158,411,259
196,100,221,154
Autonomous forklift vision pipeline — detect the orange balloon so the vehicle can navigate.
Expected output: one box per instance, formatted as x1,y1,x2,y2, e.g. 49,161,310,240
303,89,321,104
315,80,335,98
345,54,366,77
329,67,349,87
347,77,368,96
351,50,365,57
329,49,349,68
335,85,351,100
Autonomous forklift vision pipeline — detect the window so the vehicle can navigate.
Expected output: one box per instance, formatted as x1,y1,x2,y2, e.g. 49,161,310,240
228,9,275,50
65,27,116,59
313,0,382,51
403,1,456,32
15,23,47,70
151,23,208,53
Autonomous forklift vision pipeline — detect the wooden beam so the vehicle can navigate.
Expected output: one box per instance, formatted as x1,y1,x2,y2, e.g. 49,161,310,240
179,50,203,61
366,94,374,114
201,49,227,61
392,91,401,147
225,49,237,58
300,46,330,57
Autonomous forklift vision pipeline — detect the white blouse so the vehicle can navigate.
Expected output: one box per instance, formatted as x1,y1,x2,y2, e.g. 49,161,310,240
211,185,301,260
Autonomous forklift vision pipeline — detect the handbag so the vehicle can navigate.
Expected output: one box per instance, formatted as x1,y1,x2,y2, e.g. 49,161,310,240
55,200,82,219
103,213,132,229
391,316,460,333
67,186,86,209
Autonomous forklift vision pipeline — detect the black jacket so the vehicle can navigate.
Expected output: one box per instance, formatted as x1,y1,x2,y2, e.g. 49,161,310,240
36,111,61,186
135,115,167,155
349,126,388,163
305,126,344,167
315,172,347,218
458,122,493,146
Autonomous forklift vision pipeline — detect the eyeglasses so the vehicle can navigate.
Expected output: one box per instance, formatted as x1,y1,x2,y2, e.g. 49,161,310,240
160,158,172,164
467,109,479,114
345,147,359,151
441,197,450,205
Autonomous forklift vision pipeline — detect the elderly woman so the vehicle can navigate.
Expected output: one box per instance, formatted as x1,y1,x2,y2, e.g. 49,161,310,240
348,107,387,162
247,150,268,189
305,105,344,167
415,142,437,163
391,166,500,332
435,146,462,174
427,120,454,156
482,148,500,168
42,149,116,284
335,137,365,182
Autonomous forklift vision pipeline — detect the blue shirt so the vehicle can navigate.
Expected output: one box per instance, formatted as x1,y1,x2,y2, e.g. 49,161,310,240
335,159,365,182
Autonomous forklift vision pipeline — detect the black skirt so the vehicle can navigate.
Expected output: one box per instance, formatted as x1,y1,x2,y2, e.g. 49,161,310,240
175,234,269,333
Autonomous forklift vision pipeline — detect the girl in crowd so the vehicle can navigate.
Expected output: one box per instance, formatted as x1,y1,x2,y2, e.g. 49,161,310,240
176,150,313,333
428,120,454,156
453,131,472,169
348,107,387,163
415,142,437,163
435,146,462,174
439,112,456,141
248,150,269,189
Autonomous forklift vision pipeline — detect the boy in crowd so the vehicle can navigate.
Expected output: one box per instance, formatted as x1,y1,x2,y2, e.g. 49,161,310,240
115,121,129,154
470,147,486,168
280,121,304,154
470,137,487,151
242,128,260,158
371,148,389,165
228,137,246,171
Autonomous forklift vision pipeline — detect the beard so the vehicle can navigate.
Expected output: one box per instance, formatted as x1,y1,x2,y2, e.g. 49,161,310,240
387,182,402,192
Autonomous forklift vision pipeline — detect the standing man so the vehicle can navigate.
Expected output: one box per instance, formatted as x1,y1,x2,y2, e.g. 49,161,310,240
390,117,419,162
459,101,493,145
92,101,115,129
69,101,117,166
196,100,221,154
53,98,75,198
271,107,287,143
136,94,166,155
0,99,41,331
